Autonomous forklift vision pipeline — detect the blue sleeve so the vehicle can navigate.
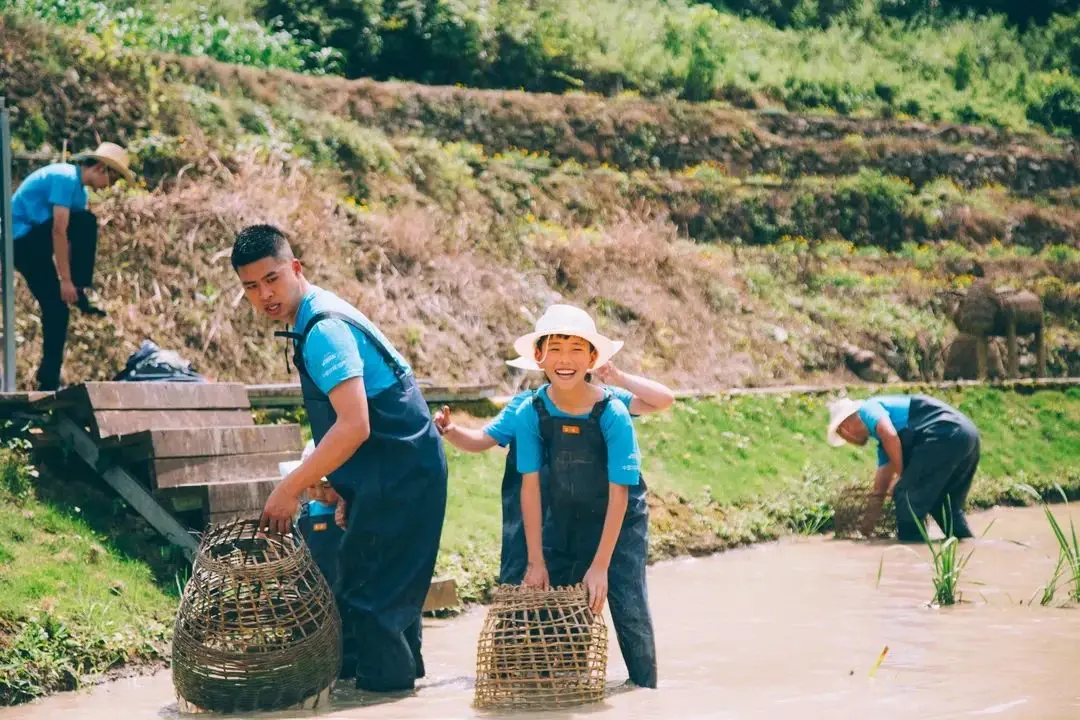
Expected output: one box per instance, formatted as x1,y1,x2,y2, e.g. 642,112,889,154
47,175,79,209
607,386,637,417
302,319,365,395
858,400,887,443
600,402,641,486
484,392,528,447
514,402,543,474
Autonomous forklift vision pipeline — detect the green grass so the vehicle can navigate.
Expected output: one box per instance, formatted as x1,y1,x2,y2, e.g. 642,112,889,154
0,449,174,706
1018,483,1080,604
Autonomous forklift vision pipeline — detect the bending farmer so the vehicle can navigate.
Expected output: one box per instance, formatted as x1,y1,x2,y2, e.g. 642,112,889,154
826,394,981,541
513,304,658,689
232,225,448,693
12,142,132,390
433,360,674,585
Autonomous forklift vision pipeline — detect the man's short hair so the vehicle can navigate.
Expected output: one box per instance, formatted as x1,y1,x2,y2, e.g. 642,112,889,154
231,224,293,270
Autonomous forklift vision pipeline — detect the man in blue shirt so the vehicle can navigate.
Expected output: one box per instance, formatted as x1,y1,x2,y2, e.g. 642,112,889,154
827,394,981,542
11,142,133,390
231,224,447,693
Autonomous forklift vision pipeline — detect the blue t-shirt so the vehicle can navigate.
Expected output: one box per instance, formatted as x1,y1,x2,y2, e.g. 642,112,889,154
484,386,635,447
12,163,88,240
858,395,912,467
514,386,641,487
294,286,411,397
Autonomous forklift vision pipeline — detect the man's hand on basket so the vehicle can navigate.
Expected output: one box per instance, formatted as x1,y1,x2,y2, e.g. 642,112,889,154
259,483,299,536
523,561,549,590
583,564,608,613
335,498,348,530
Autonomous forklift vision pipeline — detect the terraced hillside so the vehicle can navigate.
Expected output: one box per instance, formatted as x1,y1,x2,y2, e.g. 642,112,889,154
2,15,1079,391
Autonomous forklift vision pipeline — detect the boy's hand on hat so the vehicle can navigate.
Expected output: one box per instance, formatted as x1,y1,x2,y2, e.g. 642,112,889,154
583,565,608,613
433,405,453,436
335,498,348,530
523,562,549,590
594,362,622,386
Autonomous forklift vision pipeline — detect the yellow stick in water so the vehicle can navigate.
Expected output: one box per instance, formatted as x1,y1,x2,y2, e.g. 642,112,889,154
868,645,889,678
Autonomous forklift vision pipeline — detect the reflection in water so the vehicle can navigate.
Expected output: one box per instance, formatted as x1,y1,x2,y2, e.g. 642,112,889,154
3,505,1079,719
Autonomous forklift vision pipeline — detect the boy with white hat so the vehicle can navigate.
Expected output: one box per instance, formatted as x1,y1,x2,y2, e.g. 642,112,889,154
511,304,658,688
826,394,981,541
11,142,134,389
434,346,674,587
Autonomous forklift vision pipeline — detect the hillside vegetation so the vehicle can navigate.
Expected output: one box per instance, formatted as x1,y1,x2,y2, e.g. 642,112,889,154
1,13,1079,391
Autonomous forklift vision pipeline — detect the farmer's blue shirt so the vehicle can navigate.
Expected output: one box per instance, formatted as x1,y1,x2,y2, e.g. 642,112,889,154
859,395,912,467
514,386,641,486
12,163,88,240
484,386,635,446
294,286,410,397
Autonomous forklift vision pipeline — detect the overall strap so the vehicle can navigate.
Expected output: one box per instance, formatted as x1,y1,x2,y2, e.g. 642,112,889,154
532,390,553,450
278,311,409,385
588,391,612,422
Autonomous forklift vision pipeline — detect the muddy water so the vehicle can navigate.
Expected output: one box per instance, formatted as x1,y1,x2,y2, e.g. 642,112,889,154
4,504,1080,720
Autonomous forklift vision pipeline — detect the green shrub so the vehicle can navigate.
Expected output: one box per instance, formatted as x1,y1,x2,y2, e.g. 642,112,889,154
1027,72,1080,136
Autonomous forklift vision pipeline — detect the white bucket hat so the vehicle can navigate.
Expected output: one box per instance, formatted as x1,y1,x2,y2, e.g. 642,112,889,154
826,398,863,447
507,304,623,372
73,141,135,183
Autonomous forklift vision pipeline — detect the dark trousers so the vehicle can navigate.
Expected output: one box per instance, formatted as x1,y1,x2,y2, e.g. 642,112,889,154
12,212,98,390
546,505,658,688
894,422,980,542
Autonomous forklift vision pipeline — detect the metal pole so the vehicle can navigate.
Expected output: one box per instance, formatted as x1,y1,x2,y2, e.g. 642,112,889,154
0,97,15,393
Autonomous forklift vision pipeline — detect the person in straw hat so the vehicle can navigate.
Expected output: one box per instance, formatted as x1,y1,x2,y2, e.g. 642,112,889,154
433,338,674,587
826,394,981,541
505,304,659,688
11,141,134,390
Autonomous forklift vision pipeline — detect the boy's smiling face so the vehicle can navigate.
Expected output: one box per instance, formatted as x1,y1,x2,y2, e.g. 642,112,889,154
535,334,598,389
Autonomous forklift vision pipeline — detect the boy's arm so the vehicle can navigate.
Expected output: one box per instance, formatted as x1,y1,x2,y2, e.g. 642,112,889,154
595,362,675,415
521,470,549,588
433,405,499,452
876,417,903,491
584,483,629,612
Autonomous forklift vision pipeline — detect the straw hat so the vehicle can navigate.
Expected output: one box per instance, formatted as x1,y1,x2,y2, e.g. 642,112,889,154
73,142,135,182
507,304,623,372
826,398,863,447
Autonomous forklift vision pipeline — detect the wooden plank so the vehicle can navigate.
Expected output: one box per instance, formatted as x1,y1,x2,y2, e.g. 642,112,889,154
93,409,254,438
422,577,459,612
34,382,250,411
105,424,302,461
51,414,198,558
246,382,498,408
83,382,251,411
206,478,279,513
152,450,300,489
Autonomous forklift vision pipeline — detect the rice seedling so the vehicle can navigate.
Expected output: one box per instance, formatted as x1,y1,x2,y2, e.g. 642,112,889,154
1017,483,1080,603
909,496,981,607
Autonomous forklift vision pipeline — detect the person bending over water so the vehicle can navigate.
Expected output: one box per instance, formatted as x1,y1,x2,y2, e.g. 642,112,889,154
826,394,981,542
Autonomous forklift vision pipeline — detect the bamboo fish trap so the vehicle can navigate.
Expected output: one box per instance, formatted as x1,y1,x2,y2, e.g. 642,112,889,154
474,584,608,710
172,518,341,714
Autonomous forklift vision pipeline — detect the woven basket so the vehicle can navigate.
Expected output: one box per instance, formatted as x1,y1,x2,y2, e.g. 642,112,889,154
172,519,342,714
474,584,608,710
832,484,898,539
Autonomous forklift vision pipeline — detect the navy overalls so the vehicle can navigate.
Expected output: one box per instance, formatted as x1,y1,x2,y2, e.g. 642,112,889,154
296,499,344,588
889,395,980,542
532,392,658,688
285,310,448,692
